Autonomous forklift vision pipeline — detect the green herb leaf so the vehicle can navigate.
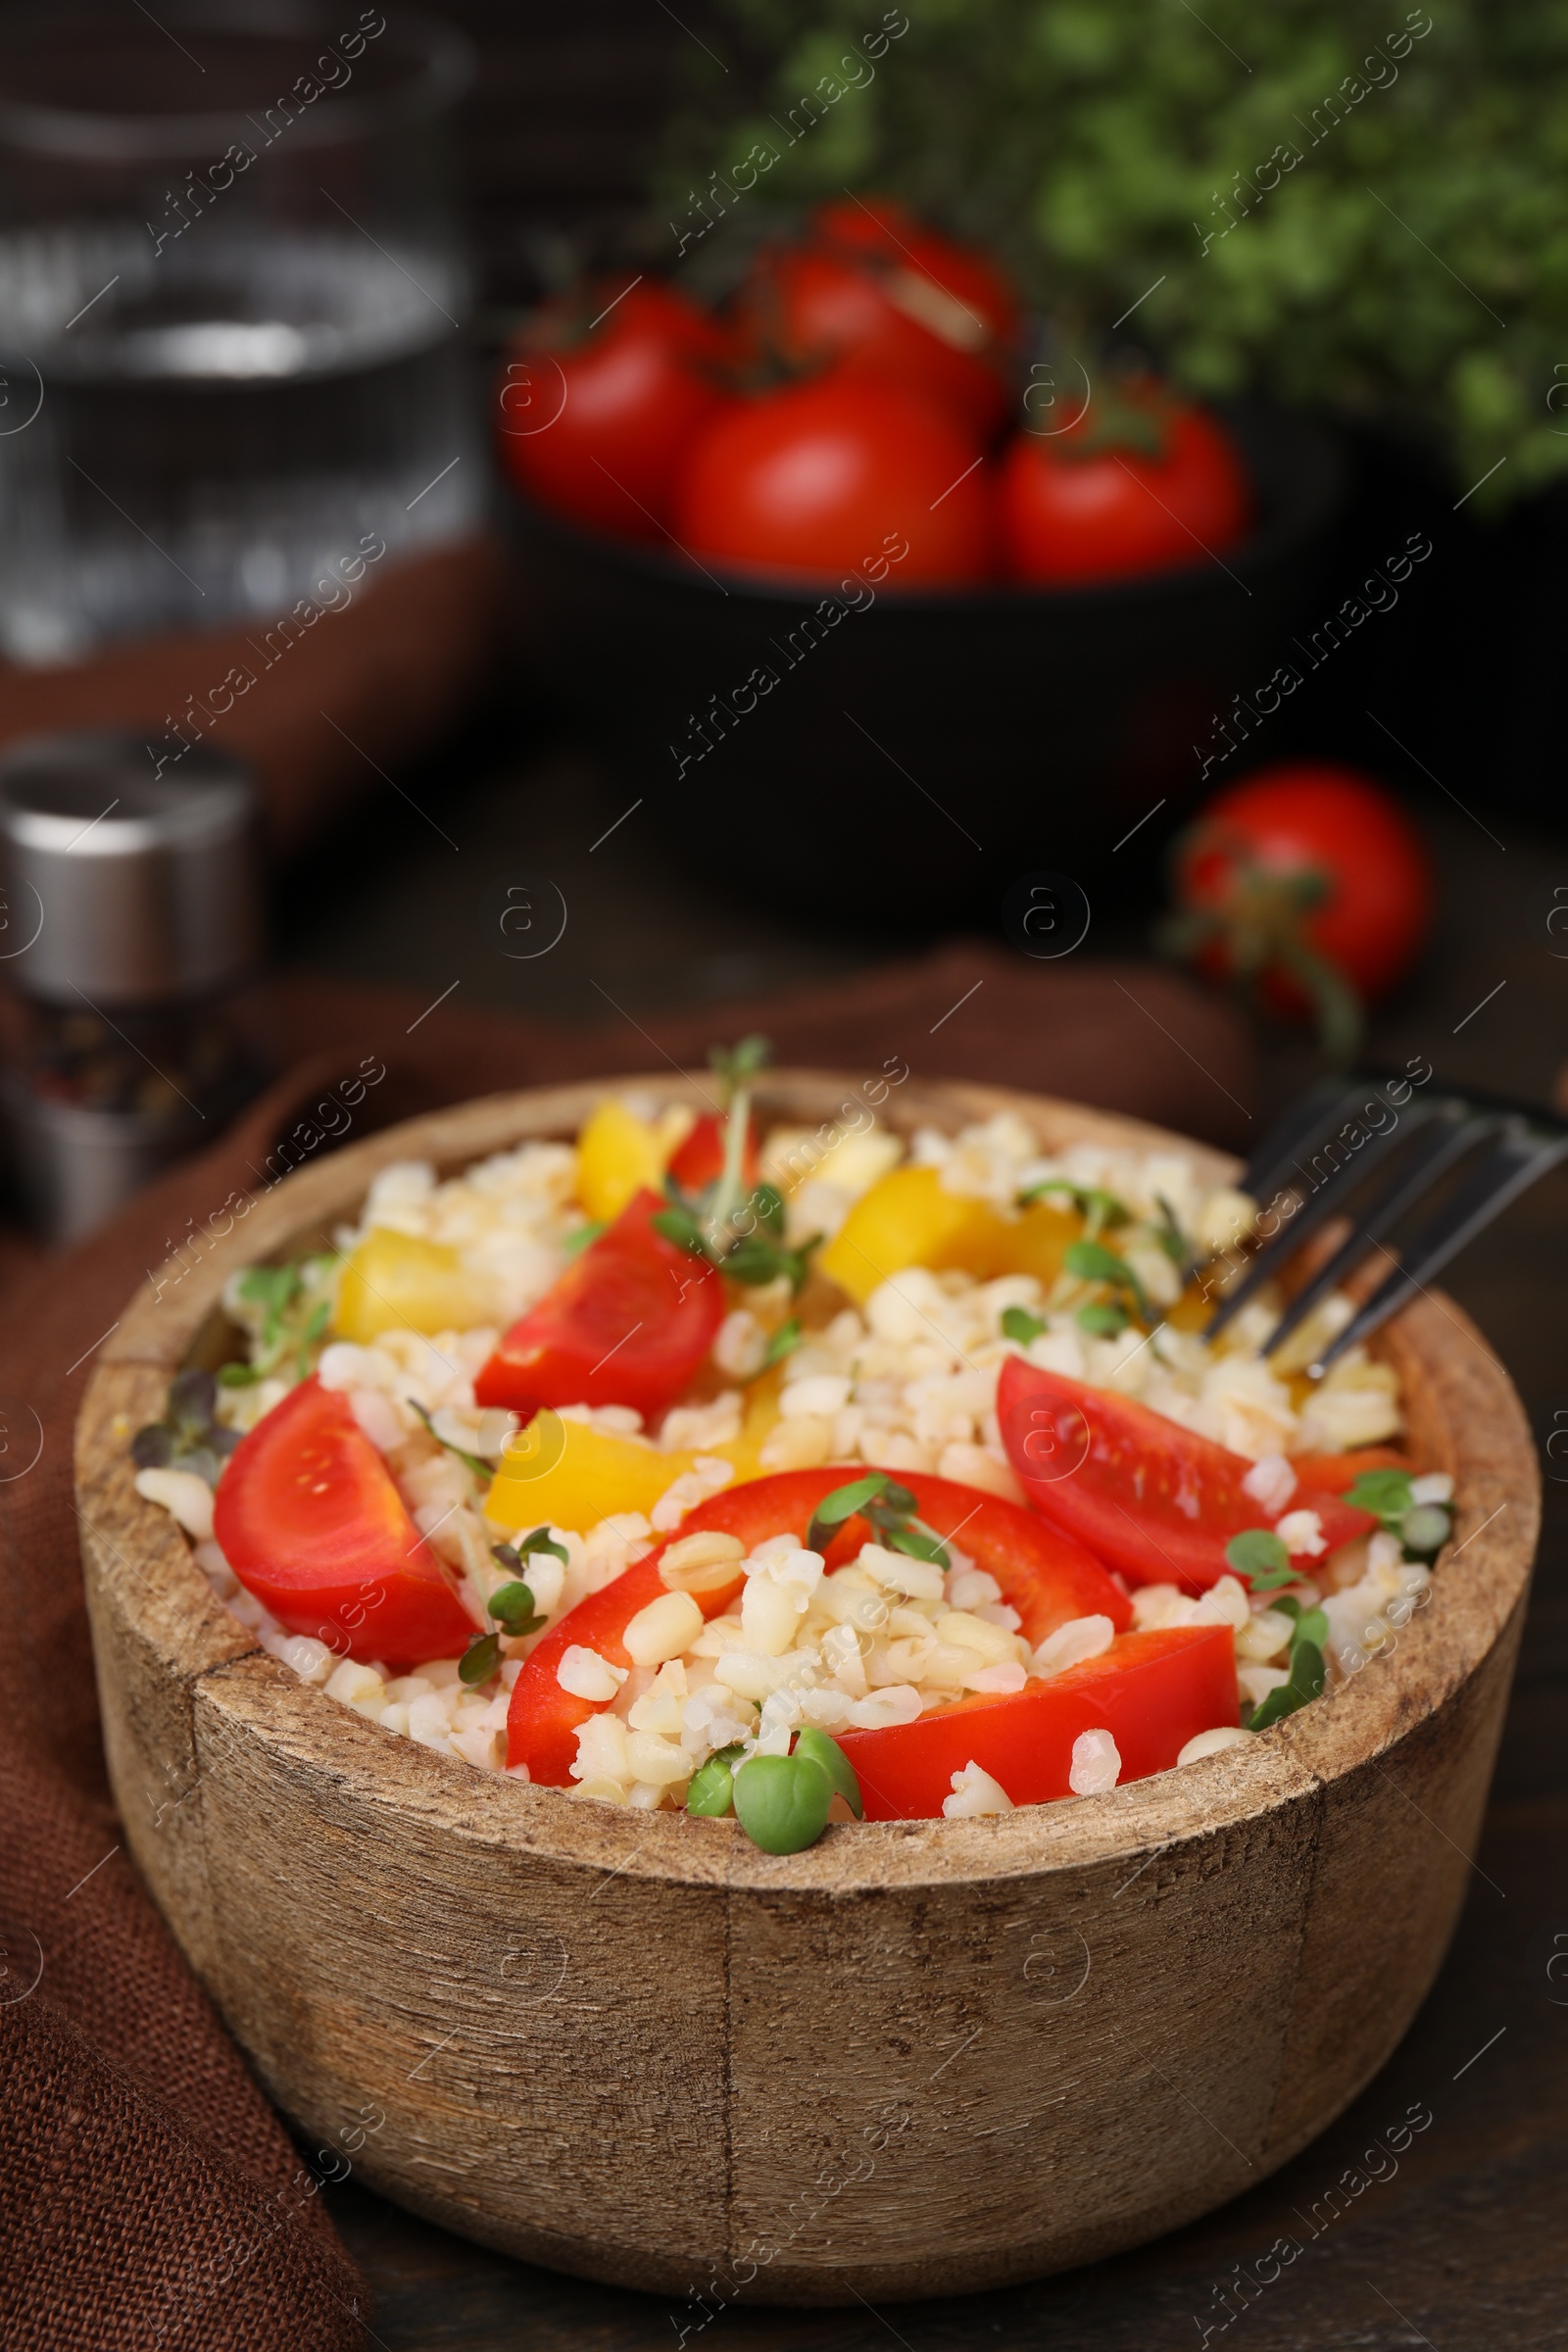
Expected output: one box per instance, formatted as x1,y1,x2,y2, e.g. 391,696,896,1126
486,1579,546,1638
1153,1195,1189,1267
1292,1606,1329,1652
217,1360,263,1388
238,1263,303,1350
806,1473,890,1547
1001,1304,1048,1345
710,1034,772,1100
1020,1180,1128,1236
130,1423,174,1470
1064,1240,1151,1323
725,1233,819,1293
748,1182,786,1240
295,1298,331,1377
409,1399,491,1482
1076,1299,1129,1338
1225,1528,1295,1589
514,1525,570,1567
1064,1238,1150,1320
792,1727,863,1819
732,1750,833,1853
168,1368,218,1431
687,1742,745,1818
459,1632,502,1686
761,1317,803,1370
880,1522,951,1571
1346,1468,1415,1526
652,1206,716,1263
1248,1638,1326,1733
562,1221,606,1261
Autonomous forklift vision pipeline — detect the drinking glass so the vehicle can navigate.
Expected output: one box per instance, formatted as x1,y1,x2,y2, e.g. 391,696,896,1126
0,2,482,661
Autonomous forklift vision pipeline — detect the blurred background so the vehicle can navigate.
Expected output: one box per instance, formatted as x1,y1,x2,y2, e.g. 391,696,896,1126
0,0,1561,1181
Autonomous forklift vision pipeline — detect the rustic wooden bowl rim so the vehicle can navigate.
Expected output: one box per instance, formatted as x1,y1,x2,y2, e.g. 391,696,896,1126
76,1071,1538,1898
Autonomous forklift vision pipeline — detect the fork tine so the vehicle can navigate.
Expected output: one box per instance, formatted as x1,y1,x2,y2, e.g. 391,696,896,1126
1260,1106,1486,1357
1241,1078,1376,1206
1206,1087,1446,1339
1311,1124,1568,1373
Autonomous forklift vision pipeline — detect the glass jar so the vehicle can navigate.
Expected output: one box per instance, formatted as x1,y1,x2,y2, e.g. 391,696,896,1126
0,2,481,661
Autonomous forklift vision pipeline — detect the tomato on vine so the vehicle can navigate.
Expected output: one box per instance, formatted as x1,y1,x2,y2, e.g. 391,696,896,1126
1163,764,1433,1054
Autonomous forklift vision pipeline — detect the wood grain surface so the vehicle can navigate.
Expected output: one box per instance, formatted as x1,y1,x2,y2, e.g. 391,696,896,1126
74,1076,1539,2306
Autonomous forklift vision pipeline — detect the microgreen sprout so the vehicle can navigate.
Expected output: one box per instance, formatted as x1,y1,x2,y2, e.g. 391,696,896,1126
1153,1194,1190,1268
1346,1467,1452,1559
1063,1237,1150,1333
687,1742,746,1818
761,1316,803,1370
408,1398,492,1483
1001,1304,1049,1346
1223,1528,1300,1592
805,1472,950,1570
1019,1179,1129,1240
130,1367,241,1488
230,1257,337,1381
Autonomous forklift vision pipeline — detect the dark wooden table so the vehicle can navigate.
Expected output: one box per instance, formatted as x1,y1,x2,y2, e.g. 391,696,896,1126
293,752,1568,2350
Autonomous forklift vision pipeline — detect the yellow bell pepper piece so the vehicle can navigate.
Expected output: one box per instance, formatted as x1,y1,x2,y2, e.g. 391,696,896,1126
988,1199,1080,1285
818,1167,1087,1300
484,1370,788,1535
335,1227,492,1344
486,1417,693,1533
576,1099,695,1225
817,1167,1007,1302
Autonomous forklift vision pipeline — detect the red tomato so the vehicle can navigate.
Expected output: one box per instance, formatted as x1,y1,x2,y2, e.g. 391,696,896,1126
497,280,734,542
1289,1446,1411,1494
739,196,1019,436
213,1377,477,1670
996,1356,1375,1592
999,390,1250,584
1172,765,1433,1017
475,1189,723,1422
836,1625,1239,1820
508,1465,1129,1781
667,1110,760,1194
673,372,994,587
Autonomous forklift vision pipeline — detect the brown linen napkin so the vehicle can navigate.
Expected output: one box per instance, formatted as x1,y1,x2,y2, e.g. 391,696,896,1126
0,949,1253,2349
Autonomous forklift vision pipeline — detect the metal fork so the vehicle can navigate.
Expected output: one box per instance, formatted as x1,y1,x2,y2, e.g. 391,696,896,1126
1202,1072,1568,1374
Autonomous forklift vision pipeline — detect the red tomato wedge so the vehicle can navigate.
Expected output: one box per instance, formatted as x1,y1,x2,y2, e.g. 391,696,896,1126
666,1110,760,1194
212,1377,477,1670
1288,1446,1411,1494
836,1625,1239,1820
996,1357,1375,1592
508,1465,1129,1781
475,1189,723,1421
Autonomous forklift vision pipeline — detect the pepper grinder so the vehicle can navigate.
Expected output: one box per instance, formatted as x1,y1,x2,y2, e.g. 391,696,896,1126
0,731,266,1242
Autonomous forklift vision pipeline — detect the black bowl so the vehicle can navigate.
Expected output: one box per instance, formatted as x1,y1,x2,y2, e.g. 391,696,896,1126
505,402,1346,927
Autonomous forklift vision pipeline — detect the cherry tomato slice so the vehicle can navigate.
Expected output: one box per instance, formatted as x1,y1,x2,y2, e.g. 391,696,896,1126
835,1624,1239,1819
507,1465,1129,1781
474,1189,723,1422
666,1110,760,1195
212,1376,477,1670
996,1356,1375,1592
1287,1446,1411,1494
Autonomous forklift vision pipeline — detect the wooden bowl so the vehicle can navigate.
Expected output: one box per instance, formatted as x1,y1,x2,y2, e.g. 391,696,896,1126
74,1075,1537,2305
